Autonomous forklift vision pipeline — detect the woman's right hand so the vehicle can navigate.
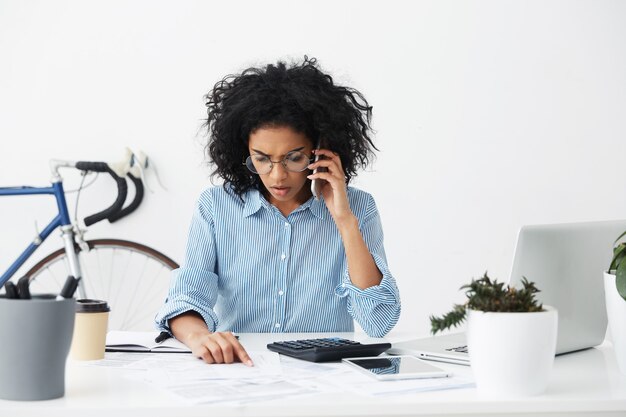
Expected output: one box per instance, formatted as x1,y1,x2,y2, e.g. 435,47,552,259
170,311,253,366
187,330,253,366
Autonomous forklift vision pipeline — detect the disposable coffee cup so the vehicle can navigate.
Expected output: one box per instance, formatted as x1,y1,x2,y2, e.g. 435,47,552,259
0,294,75,401
69,299,110,360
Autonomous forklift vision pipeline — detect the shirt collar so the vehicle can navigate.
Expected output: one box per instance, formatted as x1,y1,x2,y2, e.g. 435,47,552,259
242,188,326,220
242,189,267,217
306,196,326,220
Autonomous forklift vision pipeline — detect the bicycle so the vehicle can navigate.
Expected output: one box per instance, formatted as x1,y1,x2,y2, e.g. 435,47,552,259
0,150,179,331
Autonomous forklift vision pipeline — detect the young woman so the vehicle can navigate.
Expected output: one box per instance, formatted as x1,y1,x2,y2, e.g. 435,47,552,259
156,57,401,365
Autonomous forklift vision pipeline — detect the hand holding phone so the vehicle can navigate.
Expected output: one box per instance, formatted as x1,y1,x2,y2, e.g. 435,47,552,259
310,146,328,200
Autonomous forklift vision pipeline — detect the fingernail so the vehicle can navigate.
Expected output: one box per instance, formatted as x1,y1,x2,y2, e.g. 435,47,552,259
246,360,254,367
307,175,313,179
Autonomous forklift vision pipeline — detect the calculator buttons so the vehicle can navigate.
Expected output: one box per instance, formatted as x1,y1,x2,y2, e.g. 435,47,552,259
266,337,391,362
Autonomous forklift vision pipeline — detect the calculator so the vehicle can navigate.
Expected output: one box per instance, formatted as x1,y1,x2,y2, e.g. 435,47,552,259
266,337,391,362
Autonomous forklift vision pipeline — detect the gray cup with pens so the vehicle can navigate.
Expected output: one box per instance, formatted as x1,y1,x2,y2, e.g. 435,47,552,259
0,294,75,401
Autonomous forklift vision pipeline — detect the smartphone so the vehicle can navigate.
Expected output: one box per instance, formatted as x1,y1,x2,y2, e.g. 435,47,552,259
342,355,451,381
310,142,328,200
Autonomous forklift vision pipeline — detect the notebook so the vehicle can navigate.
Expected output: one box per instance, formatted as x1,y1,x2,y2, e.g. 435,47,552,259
105,331,191,353
390,219,626,365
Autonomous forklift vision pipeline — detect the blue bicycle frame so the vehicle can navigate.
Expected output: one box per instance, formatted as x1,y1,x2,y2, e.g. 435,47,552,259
0,181,79,287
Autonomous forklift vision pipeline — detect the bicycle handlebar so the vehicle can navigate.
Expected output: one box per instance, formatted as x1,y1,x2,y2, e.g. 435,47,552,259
75,161,128,226
52,149,152,227
107,172,144,223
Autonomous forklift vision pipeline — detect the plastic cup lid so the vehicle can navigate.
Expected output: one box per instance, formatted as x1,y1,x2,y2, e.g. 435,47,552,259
75,299,110,313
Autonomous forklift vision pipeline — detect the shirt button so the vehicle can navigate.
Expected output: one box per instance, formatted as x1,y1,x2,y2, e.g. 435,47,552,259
284,222,290,228
278,290,284,296
281,253,286,260
275,323,281,328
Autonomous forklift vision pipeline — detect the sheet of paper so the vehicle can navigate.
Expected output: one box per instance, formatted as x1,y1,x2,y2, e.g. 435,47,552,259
323,367,475,396
77,352,157,367
161,379,312,405
352,376,475,396
278,355,346,379
136,351,283,383
101,349,475,405
118,351,323,404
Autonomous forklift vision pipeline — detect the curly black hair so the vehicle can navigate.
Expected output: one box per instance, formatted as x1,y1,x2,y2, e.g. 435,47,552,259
204,56,377,197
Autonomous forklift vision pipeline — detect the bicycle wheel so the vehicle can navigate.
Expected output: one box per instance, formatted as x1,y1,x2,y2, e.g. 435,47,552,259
25,239,179,331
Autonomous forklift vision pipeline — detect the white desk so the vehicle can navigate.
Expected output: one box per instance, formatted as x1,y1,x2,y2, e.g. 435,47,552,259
1,332,625,417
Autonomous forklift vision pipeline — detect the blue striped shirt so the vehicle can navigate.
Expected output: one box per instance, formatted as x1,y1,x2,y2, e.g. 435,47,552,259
155,185,400,337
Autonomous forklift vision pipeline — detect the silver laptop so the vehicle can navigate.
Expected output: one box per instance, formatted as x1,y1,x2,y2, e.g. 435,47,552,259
389,219,626,366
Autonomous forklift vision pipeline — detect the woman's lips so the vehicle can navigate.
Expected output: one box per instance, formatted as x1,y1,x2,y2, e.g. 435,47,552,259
271,186,290,197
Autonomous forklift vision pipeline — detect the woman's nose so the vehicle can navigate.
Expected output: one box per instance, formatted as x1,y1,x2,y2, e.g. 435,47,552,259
269,162,288,179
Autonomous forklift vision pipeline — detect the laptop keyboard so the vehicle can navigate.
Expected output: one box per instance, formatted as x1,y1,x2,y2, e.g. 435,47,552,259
445,345,468,354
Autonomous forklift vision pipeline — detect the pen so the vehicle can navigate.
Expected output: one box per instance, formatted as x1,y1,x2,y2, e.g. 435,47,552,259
154,332,239,343
56,276,80,300
4,282,18,299
17,276,31,300
155,331,171,343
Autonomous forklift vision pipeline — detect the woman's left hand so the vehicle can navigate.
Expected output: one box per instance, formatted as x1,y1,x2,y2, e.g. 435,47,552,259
308,149,354,225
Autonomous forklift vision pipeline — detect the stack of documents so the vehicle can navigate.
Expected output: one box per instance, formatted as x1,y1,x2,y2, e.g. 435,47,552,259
94,331,474,405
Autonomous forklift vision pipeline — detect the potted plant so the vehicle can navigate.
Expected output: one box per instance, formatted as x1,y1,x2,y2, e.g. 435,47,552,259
604,231,626,374
430,273,558,397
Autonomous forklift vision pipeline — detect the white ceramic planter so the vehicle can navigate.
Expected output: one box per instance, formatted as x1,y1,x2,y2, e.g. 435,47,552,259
467,306,558,397
604,271,626,374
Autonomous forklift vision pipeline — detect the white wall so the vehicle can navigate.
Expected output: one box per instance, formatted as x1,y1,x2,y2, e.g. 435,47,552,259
1,0,625,335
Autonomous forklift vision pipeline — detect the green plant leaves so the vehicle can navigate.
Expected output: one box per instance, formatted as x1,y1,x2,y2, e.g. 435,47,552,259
429,272,544,334
614,230,626,245
430,304,467,335
617,257,626,301
609,236,626,301
610,243,626,272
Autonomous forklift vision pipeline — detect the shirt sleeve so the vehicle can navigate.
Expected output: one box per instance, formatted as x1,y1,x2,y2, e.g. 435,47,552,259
334,194,401,337
154,191,220,333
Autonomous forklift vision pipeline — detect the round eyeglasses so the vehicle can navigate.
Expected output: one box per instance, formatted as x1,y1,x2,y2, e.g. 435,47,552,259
244,151,313,175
